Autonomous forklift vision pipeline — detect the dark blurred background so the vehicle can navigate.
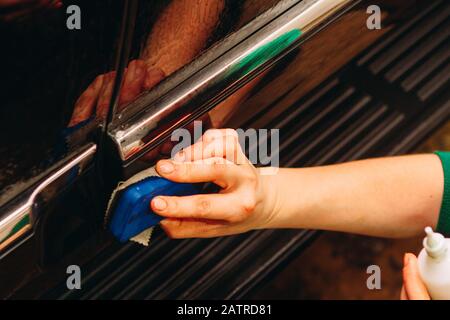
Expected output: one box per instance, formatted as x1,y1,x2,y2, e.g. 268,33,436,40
252,121,450,299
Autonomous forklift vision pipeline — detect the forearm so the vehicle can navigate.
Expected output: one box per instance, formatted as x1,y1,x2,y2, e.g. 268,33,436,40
264,154,444,238
142,0,225,76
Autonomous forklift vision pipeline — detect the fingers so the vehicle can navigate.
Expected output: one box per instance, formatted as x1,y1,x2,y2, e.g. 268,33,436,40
153,129,260,238
400,286,408,300
152,193,246,222
160,218,248,239
118,61,166,111
68,74,104,127
68,60,165,128
118,60,147,109
96,71,116,120
402,253,430,300
156,158,241,188
143,66,165,90
159,219,225,239
174,129,247,164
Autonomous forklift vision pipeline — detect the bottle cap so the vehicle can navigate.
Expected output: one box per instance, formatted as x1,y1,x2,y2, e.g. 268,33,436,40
423,226,447,259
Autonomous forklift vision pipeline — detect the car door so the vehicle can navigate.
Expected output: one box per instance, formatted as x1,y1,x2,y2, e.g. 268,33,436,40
2,0,449,299
97,0,450,300
1,0,299,299
0,0,125,297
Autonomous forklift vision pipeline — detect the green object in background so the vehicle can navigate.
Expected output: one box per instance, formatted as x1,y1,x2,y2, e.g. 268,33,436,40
0,215,30,244
435,151,450,235
230,28,302,77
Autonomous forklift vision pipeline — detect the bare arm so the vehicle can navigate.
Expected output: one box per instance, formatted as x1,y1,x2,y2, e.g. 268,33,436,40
152,129,444,239
265,154,443,238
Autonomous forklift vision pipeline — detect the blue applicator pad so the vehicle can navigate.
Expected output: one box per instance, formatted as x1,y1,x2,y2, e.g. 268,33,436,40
108,176,201,243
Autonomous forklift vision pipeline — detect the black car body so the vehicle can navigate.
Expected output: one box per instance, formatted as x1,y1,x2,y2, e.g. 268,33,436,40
0,0,449,299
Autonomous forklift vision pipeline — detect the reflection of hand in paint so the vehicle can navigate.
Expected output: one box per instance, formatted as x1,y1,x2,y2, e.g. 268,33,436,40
67,73,105,127
127,0,229,163
141,0,225,77
68,60,165,127
69,0,228,129
69,0,247,165
118,60,166,112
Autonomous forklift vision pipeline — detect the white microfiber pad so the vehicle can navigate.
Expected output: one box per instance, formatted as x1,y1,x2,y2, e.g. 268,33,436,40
105,166,160,246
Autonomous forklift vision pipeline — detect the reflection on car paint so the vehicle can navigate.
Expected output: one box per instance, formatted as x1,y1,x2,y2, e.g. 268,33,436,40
0,0,122,203
0,0,285,253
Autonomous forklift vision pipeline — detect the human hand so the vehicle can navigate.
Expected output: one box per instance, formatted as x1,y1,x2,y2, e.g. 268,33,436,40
151,129,278,238
401,253,430,300
68,59,165,127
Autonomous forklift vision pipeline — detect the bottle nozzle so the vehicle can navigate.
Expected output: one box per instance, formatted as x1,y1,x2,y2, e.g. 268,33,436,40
425,226,439,246
423,226,446,259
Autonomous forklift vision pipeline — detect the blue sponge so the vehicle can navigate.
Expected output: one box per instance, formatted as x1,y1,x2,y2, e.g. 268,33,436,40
107,170,201,243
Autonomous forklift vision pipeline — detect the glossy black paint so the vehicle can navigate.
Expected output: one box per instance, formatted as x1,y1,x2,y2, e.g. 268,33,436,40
1,0,448,299
0,0,123,202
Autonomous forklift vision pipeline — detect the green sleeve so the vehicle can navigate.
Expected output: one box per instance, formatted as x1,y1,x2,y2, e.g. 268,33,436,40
435,151,450,235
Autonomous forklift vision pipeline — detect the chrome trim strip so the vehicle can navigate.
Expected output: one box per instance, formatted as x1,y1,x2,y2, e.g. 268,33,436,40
109,0,352,162
0,144,97,250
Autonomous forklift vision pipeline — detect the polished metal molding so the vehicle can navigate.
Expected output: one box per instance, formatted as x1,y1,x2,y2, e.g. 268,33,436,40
109,0,352,163
0,144,97,251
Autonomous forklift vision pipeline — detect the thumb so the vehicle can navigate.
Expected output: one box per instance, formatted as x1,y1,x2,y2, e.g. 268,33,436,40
402,253,430,300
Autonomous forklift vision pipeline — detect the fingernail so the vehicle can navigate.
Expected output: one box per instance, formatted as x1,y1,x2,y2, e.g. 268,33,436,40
404,253,411,266
158,160,174,174
153,197,167,211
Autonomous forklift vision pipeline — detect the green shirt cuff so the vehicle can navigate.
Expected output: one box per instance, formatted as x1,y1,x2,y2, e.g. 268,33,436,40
435,151,450,235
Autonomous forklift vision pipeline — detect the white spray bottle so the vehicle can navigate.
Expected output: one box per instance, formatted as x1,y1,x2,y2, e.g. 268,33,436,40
417,227,450,300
